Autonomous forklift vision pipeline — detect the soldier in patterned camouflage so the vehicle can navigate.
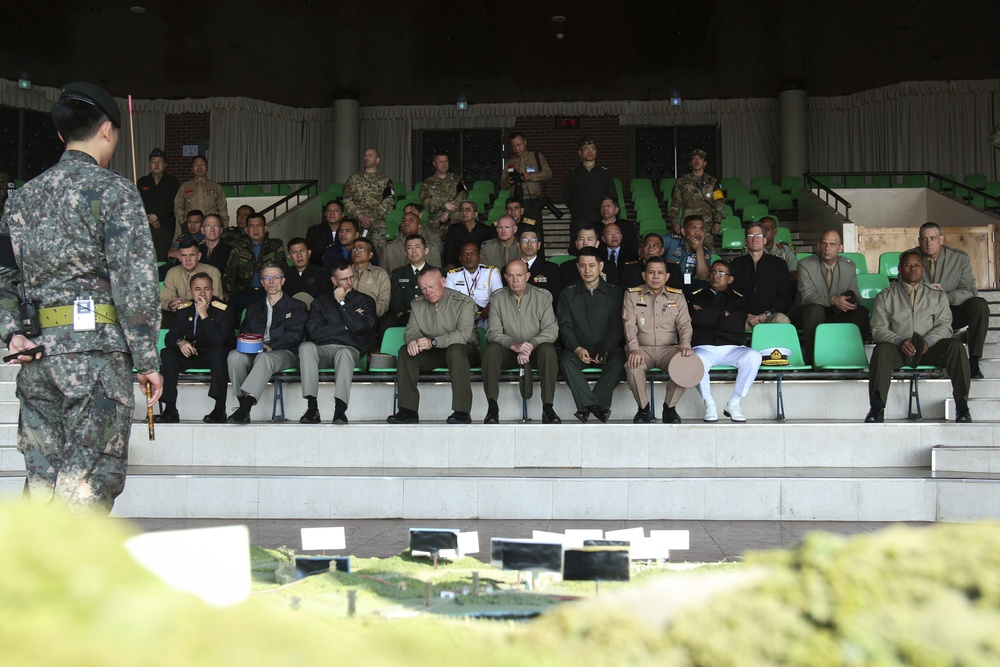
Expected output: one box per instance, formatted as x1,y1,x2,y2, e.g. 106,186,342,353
0,82,162,512
343,148,395,257
669,149,726,237
420,153,467,243
224,212,287,317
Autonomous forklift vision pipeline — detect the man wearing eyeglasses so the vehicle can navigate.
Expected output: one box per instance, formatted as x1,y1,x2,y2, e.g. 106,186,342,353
729,223,793,329
518,228,562,304
910,222,990,378
226,263,307,424
687,260,761,422
349,237,390,319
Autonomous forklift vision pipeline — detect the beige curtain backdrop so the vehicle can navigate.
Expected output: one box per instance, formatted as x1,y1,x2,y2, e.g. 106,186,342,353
4,78,1000,187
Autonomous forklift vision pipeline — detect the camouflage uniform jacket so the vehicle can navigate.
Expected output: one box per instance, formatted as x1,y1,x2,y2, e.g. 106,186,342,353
343,170,395,225
0,150,160,372
668,172,725,225
420,173,467,228
223,236,286,296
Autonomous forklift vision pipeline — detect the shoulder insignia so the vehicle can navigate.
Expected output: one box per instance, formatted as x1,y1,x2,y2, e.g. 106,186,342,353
213,301,228,311
448,267,463,273
628,286,643,292
177,300,193,309
521,218,537,225
625,260,638,265
483,264,496,270
666,287,683,294
691,288,704,294
775,241,786,248
731,290,744,297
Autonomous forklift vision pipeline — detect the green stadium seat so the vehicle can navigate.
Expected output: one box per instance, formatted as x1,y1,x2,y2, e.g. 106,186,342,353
741,203,769,223
659,177,677,195
870,174,891,188
222,184,236,196
472,179,495,195
726,184,750,200
878,252,901,279
723,205,735,219
276,184,292,195
750,177,774,193
901,174,926,188
720,177,744,191
327,183,345,198
774,227,792,246
757,184,782,201
840,252,869,274
635,206,664,222
548,254,576,265
631,178,653,192
721,228,745,251
780,176,804,194
795,252,812,263
393,181,408,198
766,193,794,210
813,323,869,370
750,323,812,420
720,216,742,232
633,194,660,209
639,219,667,237
242,184,264,196
732,193,759,213
964,173,987,190
857,274,890,313
844,175,867,188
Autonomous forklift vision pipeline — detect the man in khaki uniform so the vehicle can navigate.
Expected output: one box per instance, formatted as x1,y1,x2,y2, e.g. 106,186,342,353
350,237,390,318
623,256,697,424
500,133,552,243
159,239,222,319
758,216,798,280
343,147,395,256
482,259,561,425
173,155,229,226
420,153,466,242
480,215,521,271
911,222,990,378
383,211,442,273
386,266,479,425
866,251,971,423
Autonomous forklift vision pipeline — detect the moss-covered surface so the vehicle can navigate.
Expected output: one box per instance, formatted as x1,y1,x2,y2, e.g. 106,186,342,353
2,501,999,667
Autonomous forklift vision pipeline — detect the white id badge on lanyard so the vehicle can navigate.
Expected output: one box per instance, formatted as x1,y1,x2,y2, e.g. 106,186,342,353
684,273,692,285
73,298,96,331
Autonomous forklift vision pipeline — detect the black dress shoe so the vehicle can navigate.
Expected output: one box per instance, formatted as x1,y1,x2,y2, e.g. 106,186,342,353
386,408,419,424
590,405,611,423
956,410,973,423
446,411,472,424
661,405,681,424
970,362,984,379
332,410,349,425
227,407,251,424
574,408,591,424
203,407,228,424
299,407,321,424
864,408,885,423
484,400,500,424
155,407,180,423
542,406,562,424
633,404,653,423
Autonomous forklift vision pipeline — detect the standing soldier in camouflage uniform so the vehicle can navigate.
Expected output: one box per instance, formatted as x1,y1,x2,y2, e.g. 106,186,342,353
173,155,229,227
343,148,395,257
669,149,726,237
0,82,163,512
420,153,467,243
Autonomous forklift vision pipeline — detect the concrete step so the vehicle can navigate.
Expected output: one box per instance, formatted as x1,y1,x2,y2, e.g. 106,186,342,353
931,445,999,474
127,376,977,425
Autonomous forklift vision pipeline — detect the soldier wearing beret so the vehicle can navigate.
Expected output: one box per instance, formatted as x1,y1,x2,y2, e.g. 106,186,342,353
669,148,726,236
137,147,180,263
0,82,162,511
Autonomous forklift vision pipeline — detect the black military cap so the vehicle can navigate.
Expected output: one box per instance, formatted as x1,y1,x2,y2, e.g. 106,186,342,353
579,137,596,147
149,148,167,159
59,82,121,128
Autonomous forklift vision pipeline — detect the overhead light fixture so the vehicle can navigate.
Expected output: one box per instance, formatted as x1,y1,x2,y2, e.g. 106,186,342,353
457,94,468,111
551,15,566,22
17,79,30,90
671,97,682,107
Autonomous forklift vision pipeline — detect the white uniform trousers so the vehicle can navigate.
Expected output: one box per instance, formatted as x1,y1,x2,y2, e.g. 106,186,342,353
694,345,761,403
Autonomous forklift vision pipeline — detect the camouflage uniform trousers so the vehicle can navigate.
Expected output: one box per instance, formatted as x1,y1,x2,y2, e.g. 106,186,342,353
365,224,388,258
16,351,134,512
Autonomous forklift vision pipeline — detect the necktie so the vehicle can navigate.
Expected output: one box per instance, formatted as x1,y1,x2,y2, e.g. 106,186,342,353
929,258,937,282
611,248,618,264
826,265,834,290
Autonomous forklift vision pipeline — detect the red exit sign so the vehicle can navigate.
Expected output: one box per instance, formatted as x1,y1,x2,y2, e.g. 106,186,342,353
554,117,580,129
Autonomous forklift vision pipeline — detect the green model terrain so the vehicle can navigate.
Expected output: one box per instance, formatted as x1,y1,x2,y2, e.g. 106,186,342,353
2,501,999,666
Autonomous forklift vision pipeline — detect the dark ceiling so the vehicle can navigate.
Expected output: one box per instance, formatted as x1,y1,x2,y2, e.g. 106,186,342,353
5,0,1000,108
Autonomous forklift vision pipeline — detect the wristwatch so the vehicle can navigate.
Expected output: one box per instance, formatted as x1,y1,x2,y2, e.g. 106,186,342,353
431,338,438,347
339,300,346,306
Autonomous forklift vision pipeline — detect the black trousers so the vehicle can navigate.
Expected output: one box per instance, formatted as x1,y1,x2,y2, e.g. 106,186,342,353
952,297,989,358
868,338,970,409
160,344,229,407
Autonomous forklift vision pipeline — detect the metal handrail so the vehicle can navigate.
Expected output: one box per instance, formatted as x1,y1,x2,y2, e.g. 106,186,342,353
803,174,852,221
219,179,320,223
806,171,1000,215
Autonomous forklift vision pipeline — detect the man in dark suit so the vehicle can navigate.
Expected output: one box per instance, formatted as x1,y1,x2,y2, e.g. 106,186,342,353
284,237,327,298
157,272,233,424
518,228,562,304
620,232,665,290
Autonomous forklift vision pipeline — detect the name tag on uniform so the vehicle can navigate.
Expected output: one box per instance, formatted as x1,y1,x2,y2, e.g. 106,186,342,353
535,276,547,283
285,312,291,319
666,301,677,308
684,274,692,285
399,278,409,283
73,298,96,331
635,302,647,308
526,166,536,173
